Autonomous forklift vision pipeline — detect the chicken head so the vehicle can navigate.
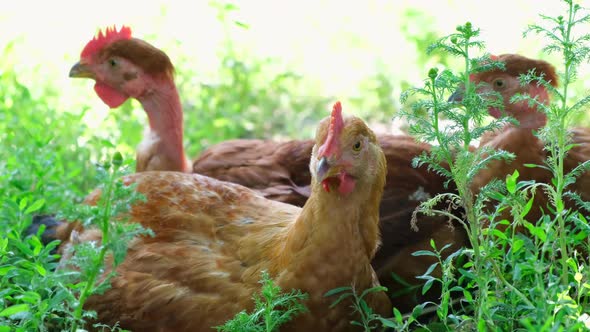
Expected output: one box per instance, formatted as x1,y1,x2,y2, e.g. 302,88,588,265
69,25,174,109
69,25,188,173
311,102,386,200
468,54,558,129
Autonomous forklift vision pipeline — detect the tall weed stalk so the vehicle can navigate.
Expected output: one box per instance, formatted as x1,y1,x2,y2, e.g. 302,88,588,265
399,21,513,326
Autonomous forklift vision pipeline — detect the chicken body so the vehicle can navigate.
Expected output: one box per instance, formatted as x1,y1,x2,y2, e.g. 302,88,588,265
193,139,315,206
69,26,466,313
56,104,391,331
467,54,590,221
82,173,385,331
194,135,466,312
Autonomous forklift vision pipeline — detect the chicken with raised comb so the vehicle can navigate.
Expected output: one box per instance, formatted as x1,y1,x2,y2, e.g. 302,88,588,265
51,102,392,331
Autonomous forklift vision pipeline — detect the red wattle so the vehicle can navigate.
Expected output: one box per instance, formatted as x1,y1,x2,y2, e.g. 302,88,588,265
489,107,502,118
322,180,331,192
94,83,129,108
338,172,356,195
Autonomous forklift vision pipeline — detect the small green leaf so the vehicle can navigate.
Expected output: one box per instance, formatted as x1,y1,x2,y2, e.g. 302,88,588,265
556,199,564,212
34,263,46,276
360,286,387,299
506,170,519,194
393,307,403,323
328,292,353,308
449,285,464,292
11,240,34,256
0,303,29,317
324,286,351,297
478,318,486,331
24,198,45,215
574,231,588,241
491,229,508,241
234,21,249,29
463,289,473,302
19,197,28,212
422,278,435,294
359,299,372,315
412,250,438,257
380,316,399,327
520,197,534,218
100,139,116,148
526,224,547,242
30,236,43,256
0,266,13,276
16,291,41,305
512,238,524,253
422,262,439,278
411,303,424,318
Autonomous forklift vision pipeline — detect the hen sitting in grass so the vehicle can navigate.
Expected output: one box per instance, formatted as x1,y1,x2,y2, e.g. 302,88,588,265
50,102,392,331
452,54,590,223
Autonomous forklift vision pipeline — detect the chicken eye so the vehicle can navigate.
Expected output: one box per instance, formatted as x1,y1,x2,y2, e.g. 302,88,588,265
109,59,117,67
493,79,505,89
352,141,362,152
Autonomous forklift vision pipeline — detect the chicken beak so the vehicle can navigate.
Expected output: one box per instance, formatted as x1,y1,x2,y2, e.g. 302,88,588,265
448,82,467,102
316,157,339,182
448,89,464,102
69,62,95,79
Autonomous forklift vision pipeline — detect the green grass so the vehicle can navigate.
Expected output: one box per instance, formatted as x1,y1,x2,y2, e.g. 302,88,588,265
216,271,308,332
2,0,590,331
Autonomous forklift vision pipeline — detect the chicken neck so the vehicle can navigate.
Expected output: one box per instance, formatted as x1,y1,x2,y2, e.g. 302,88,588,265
275,184,382,294
506,84,549,130
135,77,189,172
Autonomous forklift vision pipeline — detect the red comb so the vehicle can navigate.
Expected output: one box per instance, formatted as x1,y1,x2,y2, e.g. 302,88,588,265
81,25,132,59
318,101,344,159
330,101,344,134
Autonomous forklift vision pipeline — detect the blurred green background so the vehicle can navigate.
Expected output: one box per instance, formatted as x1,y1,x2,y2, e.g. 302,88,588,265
1,0,589,207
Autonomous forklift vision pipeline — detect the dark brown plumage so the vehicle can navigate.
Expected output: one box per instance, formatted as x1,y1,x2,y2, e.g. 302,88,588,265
193,139,315,206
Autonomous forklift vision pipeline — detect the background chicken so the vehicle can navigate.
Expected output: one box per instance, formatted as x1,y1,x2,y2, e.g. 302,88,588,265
69,26,190,173
464,53,590,222
50,102,391,331
192,138,315,206
69,26,467,313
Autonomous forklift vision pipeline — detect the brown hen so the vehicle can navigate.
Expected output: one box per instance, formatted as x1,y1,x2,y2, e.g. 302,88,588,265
69,26,467,313
462,53,590,222
54,102,391,331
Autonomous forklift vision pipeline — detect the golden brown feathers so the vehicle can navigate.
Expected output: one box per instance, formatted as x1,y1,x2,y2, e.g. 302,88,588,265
54,107,392,331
